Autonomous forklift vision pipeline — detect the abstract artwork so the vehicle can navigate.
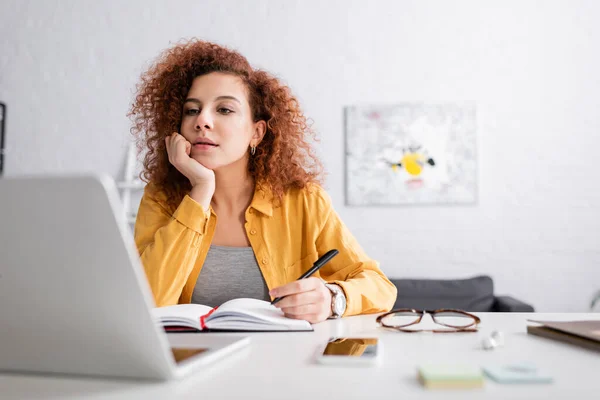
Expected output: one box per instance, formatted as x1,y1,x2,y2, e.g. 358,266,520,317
345,103,477,205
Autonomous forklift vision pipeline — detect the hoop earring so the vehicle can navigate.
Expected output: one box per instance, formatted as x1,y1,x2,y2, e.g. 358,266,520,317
250,146,256,156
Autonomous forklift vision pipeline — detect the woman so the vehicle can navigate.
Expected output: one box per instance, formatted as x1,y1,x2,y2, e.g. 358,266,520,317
129,39,396,324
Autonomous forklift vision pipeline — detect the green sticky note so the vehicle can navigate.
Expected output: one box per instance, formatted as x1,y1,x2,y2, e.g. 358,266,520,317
417,365,484,389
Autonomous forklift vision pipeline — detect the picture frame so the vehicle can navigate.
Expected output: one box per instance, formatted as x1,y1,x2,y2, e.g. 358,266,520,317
344,103,477,206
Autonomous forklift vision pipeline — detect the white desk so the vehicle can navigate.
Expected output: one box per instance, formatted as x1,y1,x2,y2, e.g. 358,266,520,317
1,313,599,399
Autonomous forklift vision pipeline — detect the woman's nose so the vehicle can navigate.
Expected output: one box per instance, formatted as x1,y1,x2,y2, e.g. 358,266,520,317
195,110,213,130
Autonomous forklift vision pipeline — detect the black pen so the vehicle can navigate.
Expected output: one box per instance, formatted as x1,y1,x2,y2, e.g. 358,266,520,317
271,249,339,305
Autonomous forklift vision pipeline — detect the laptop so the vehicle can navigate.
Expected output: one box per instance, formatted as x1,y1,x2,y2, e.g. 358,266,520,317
0,174,249,380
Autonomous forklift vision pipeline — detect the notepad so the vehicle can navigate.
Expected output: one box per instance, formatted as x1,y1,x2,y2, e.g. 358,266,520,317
483,364,553,384
152,298,313,332
417,365,484,389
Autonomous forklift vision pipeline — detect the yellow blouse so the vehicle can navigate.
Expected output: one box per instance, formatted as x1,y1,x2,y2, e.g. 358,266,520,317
134,183,397,316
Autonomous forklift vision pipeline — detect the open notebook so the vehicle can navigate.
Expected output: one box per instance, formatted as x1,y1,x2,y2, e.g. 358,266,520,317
152,298,313,332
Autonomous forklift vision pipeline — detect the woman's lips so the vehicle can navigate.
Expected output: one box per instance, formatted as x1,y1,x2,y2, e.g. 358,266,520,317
192,143,219,151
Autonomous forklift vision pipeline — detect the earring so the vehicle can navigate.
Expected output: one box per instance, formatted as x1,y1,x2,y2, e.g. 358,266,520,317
250,146,256,156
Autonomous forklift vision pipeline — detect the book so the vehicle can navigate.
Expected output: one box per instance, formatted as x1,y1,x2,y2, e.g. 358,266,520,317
527,320,600,353
417,365,484,389
152,298,313,332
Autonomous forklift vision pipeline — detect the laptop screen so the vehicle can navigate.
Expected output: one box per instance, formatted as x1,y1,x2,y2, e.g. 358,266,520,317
171,348,210,364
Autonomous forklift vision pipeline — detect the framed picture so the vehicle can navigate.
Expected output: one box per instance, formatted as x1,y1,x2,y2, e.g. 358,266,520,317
345,103,477,206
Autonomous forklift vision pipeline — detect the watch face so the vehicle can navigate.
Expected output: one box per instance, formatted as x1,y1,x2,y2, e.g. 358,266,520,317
334,291,346,315
326,284,347,317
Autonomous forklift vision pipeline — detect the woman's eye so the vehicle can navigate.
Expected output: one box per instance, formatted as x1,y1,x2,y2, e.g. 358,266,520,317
185,109,200,115
218,107,233,115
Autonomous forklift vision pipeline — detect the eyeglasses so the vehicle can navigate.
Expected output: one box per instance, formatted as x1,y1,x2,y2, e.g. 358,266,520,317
376,308,481,333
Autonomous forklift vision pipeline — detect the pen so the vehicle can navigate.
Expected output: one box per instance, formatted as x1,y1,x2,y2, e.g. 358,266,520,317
271,249,339,305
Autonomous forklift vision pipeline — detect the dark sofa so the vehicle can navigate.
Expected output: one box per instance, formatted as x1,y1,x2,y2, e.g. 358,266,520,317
389,275,534,312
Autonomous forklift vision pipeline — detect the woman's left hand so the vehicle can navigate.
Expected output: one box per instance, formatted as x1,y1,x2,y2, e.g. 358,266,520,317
269,278,332,324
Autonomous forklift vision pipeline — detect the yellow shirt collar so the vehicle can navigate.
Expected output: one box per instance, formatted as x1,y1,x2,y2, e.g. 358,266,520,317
249,182,273,217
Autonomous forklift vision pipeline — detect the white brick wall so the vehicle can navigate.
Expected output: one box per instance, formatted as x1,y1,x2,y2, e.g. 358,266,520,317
1,0,599,311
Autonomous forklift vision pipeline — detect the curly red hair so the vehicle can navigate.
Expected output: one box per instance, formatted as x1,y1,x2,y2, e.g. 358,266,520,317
128,39,323,211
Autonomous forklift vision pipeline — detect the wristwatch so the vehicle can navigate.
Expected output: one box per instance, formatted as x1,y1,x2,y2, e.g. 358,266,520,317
324,283,347,319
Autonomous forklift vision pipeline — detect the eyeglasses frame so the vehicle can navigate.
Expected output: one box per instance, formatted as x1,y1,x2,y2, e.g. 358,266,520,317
376,308,481,333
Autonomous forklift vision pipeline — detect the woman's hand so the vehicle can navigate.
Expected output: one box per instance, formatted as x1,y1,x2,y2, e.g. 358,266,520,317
165,132,215,209
269,278,332,324
165,132,214,186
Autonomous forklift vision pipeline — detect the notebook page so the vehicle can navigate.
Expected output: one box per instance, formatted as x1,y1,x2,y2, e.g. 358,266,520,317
211,298,311,329
152,304,213,329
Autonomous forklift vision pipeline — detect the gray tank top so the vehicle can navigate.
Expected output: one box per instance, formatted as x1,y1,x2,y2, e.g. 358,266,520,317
191,245,270,307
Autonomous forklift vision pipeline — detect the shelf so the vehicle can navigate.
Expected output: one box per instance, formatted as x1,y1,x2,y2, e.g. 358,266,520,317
117,180,145,190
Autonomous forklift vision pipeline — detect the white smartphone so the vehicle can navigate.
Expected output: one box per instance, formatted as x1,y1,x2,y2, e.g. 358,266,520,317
316,337,381,366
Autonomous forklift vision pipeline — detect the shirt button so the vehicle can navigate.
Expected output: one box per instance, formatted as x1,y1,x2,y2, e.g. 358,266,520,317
250,229,257,235
262,258,268,265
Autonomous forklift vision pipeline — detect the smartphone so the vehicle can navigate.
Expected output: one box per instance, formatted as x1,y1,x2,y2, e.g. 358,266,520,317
316,337,381,366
